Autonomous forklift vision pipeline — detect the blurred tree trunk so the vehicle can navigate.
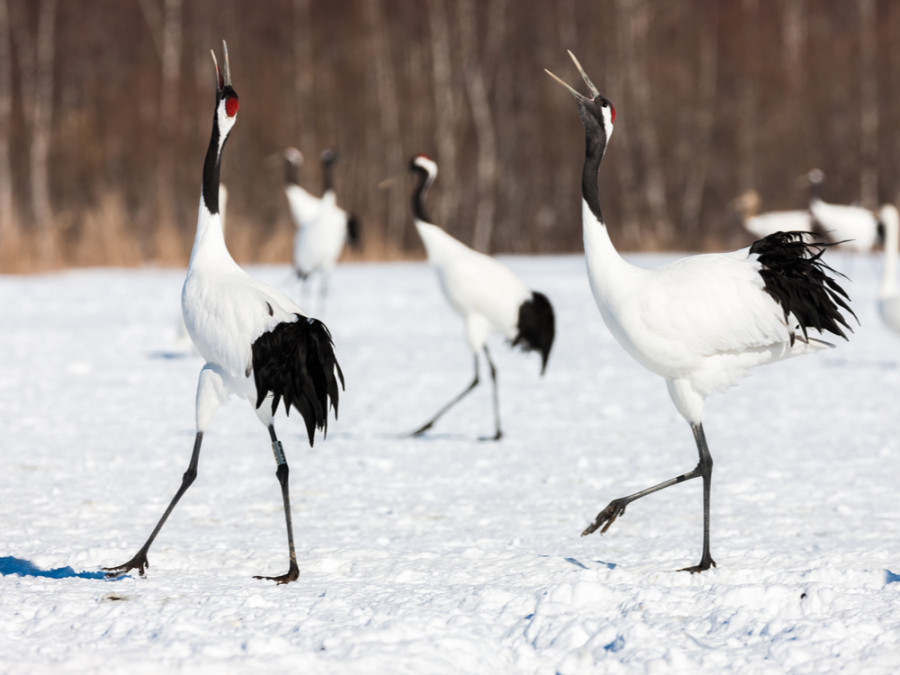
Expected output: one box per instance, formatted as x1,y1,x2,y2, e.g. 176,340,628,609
140,0,183,262
14,0,58,265
782,0,807,94
427,0,458,229
616,0,669,246
0,0,16,265
459,0,499,253
680,3,718,245
292,0,317,155
738,0,758,193
364,0,403,253
858,0,878,208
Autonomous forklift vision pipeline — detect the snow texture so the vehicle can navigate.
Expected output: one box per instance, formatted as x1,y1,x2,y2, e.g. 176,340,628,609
1,253,898,674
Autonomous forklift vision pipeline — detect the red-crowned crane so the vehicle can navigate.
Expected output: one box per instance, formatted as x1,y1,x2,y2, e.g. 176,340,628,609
732,189,813,240
104,42,343,585
547,51,855,572
807,168,882,253
280,147,360,313
393,154,555,441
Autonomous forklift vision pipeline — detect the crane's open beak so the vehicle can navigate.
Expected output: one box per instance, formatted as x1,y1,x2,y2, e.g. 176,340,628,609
211,40,232,92
545,50,600,102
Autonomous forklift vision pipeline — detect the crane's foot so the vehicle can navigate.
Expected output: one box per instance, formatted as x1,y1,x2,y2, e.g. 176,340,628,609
102,550,149,579
409,422,433,438
582,498,628,537
679,553,716,574
478,430,503,442
253,560,299,585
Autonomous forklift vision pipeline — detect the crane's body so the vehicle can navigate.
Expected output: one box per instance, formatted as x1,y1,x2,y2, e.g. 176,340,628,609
734,189,813,240
105,43,342,585
403,154,555,440
807,169,881,253
547,51,854,571
282,148,359,311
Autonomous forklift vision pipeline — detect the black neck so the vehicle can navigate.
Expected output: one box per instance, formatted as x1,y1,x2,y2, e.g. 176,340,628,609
412,167,433,223
581,127,606,224
284,159,299,187
322,158,334,194
202,108,224,215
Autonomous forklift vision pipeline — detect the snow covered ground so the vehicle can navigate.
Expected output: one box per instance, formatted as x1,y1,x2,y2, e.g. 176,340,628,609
1,252,898,674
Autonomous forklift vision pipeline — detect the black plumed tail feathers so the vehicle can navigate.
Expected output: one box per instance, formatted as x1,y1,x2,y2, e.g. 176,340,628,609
251,315,344,446
749,231,857,344
512,291,556,374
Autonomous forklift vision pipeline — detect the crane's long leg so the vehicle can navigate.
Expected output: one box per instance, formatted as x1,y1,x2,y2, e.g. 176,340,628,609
582,422,716,573
253,425,300,584
103,432,204,578
481,346,503,441
411,354,479,437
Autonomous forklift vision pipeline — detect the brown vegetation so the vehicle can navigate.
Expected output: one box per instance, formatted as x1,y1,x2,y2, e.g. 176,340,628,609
0,0,898,271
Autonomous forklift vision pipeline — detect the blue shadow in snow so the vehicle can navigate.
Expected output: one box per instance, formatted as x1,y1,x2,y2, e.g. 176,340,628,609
886,570,900,585
0,556,107,580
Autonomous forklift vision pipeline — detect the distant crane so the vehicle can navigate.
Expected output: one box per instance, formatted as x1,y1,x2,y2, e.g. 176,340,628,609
732,189,813,240
388,154,555,441
547,51,854,572
878,203,900,335
280,147,360,312
105,42,343,585
807,168,882,253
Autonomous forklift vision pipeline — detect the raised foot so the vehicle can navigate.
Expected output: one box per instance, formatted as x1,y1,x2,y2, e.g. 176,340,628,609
253,561,299,585
102,550,149,579
582,498,628,537
679,555,717,574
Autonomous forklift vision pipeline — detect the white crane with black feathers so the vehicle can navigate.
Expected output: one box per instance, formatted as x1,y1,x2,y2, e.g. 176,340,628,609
807,168,882,253
105,43,343,585
397,154,555,441
732,189,813,240
547,52,855,572
281,147,360,311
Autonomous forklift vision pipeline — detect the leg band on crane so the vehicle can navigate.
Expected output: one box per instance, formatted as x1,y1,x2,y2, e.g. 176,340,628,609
271,440,287,466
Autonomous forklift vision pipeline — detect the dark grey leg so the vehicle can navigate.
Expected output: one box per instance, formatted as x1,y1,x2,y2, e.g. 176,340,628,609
582,422,716,573
254,425,300,584
411,354,480,437
481,346,502,441
104,432,204,578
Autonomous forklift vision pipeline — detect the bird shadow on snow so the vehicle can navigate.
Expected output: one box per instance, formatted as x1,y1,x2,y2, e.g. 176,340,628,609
0,556,107,580
886,570,900,585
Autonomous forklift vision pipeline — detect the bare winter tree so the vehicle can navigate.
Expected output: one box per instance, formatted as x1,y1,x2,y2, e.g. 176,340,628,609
0,0,16,266
427,0,458,229
858,0,878,209
459,0,499,252
737,0,759,193
364,0,404,252
615,0,670,246
139,0,184,262
680,0,718,244
13,0,58,265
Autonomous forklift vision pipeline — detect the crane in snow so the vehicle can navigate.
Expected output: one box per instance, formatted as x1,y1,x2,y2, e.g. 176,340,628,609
385,154,555,441
280,147,360,313
104,42,343,585
547,51,854,572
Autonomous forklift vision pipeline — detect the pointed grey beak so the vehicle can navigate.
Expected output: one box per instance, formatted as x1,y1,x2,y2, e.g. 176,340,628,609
545,50,600,101
210,40,232,91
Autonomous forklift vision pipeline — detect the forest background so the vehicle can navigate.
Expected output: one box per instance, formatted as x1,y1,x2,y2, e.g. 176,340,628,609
0,0,895,272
